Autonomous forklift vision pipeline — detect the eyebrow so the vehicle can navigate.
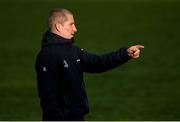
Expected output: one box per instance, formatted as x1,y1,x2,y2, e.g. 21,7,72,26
70,22,75,24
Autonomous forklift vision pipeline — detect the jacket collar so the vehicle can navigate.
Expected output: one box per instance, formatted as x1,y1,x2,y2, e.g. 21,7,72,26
42,31,74,47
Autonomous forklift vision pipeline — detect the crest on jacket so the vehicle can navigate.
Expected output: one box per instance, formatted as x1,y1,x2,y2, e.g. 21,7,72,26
63,59,69,68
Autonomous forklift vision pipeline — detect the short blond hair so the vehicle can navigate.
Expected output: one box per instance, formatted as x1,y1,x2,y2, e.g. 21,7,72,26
48,8,73,30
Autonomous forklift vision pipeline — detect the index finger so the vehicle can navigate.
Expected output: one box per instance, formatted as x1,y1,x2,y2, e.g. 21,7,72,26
135,45,145,49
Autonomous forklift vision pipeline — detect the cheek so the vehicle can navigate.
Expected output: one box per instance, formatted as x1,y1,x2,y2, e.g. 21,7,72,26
64,26,71,32
63,28,70,35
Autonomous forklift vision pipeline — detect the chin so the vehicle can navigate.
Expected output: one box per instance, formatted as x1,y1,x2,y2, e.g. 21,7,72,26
69,35,74,39
64,36,72,39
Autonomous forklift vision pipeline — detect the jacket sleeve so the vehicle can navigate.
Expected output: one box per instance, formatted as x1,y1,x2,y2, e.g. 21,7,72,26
79,47,131,73
35,50,65,120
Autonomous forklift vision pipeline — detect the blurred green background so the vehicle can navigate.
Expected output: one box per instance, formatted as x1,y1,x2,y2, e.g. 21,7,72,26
0,0,180,120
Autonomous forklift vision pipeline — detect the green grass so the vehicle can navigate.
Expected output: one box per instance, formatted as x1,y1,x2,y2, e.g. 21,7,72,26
0,0,180,120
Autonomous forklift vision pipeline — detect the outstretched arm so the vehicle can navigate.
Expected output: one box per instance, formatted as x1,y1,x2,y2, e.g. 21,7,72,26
79,47,131,73
79,45,144,73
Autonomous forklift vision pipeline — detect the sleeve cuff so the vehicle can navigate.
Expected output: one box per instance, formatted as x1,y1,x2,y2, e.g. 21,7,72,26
119,47,132,61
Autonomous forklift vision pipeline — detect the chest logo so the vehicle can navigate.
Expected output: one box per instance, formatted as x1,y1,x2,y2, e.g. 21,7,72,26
63,59,69,68
77,59,80,62
43,67,47,71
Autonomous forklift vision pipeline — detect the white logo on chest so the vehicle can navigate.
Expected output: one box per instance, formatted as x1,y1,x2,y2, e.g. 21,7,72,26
63,59,69,68
76,59,80,62
43,67,47,71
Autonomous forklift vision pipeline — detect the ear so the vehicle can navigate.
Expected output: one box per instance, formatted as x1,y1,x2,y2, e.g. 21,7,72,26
55,23,63,32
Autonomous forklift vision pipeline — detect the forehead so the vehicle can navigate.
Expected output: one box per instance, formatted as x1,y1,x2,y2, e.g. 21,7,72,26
65,14,75,22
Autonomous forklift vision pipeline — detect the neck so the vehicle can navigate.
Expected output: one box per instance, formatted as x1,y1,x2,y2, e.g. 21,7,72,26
50,29,72,40
51,29,60,36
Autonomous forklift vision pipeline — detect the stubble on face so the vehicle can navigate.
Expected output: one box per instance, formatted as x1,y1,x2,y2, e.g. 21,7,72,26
60,14,77,39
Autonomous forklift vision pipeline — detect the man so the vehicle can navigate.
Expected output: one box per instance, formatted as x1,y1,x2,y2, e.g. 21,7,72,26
35,8,144,121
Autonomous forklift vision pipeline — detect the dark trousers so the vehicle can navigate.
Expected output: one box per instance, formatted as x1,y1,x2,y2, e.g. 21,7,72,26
42,114,84,121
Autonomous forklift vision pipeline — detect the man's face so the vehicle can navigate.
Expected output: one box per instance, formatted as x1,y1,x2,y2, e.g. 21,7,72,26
59,14,77,39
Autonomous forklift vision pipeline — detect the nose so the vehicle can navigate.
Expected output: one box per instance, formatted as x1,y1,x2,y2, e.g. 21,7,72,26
73,24,77,32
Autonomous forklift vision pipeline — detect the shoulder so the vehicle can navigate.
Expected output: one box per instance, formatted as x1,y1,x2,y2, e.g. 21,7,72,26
42,45,63,54
37,45,65,62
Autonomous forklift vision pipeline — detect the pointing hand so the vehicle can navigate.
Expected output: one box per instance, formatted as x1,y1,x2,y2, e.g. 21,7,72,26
127,45,144,59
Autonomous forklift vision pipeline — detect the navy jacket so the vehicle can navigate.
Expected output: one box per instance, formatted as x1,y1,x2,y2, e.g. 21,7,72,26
35,31,131,120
